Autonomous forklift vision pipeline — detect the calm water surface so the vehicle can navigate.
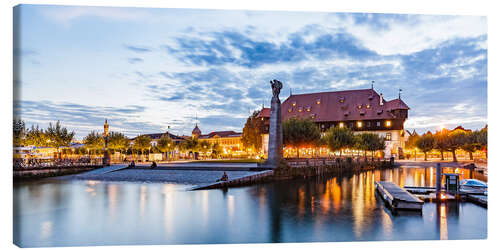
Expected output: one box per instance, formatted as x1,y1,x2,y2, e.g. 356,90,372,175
14,166,487,247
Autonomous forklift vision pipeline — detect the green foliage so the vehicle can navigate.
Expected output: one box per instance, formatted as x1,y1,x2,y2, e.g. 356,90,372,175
83,131,104,154
24,125,47,147
13,118,26,146
182,137,199,158
45,121,75,148
133,135,152,153
241,111,266,152
199,140,212,154
283,117,321,158
446,130,465,162
358,133,386,159
157,135,174,153
416,133,435,161
108,132,129,152
211,142,222,157
324,127,355,157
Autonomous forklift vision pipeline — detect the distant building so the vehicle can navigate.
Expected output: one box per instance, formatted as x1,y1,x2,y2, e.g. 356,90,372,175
257,88,410,158
133,131,185,147
191,124,245,156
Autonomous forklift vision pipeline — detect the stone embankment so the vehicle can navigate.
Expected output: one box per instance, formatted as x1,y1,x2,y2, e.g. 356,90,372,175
193,157,394,190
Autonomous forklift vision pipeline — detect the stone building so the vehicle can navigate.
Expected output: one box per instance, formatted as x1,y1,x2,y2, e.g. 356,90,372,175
257,88,410,159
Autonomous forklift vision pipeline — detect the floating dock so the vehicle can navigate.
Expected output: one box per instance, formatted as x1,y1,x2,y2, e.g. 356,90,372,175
376,181,424,211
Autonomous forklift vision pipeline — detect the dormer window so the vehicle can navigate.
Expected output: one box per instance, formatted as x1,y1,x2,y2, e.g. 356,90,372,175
316,99,321,105
310,114,316,119
357,104,362,109
339,97,345,103
298,107,303,112
377,110,383,115
360,110,365,116
366,104,371,109
306,106,311,112
368,95,374,100
288,108,293,113
292,101,296,107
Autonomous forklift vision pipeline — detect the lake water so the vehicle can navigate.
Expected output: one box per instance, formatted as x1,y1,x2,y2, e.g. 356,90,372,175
13,166,487,247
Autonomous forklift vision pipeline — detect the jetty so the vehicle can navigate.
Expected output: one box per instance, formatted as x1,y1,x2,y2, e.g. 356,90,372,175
376,181,424,211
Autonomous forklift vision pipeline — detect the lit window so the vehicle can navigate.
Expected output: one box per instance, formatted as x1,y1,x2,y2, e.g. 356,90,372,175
298,107,303,112
339,122,344,128
385,133,392,141
357,105,362,109
306,106,311,112
311,114,316,119
292,101,296,107
316,99,321,105
386,120,392,127
366,104,371,109
357,121,363,128
288,108,293,113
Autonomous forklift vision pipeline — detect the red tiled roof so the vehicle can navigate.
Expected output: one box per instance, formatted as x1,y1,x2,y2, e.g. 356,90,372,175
257,108,270,118
199,131,242,139
281,89,409,122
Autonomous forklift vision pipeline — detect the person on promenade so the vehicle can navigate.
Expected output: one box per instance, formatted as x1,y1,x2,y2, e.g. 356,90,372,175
129,160,135,168
217,171,228,182
150,161,157,169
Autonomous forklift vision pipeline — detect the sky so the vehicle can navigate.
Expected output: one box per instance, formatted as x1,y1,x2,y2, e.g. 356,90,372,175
13,4,487,139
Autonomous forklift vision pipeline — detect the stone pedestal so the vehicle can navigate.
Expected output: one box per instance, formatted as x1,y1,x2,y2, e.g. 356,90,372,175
263,79,283,168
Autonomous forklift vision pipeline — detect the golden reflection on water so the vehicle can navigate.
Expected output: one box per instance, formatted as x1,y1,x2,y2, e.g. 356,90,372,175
139,185,147,218
439,203,448,240
162,184,175,235
107,184,118,218
298,187,305,219
227,195,235,224
352,172,377,239
40,221,53,240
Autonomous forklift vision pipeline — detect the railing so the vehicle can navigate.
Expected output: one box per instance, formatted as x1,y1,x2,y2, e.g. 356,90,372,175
13,158,104,170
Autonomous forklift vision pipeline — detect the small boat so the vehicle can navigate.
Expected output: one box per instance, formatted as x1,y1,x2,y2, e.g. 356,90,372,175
460,179,487,195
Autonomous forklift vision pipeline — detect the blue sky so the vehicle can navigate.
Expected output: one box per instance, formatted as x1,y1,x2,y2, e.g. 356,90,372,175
13,5,487,139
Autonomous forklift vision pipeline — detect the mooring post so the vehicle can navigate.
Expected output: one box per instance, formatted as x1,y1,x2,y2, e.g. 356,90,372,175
436,163,442,198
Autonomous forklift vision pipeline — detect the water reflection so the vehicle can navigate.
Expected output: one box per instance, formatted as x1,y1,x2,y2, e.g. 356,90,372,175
13,166,487,247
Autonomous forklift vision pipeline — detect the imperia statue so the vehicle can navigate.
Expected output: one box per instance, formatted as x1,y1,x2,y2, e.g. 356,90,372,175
270,79,282,98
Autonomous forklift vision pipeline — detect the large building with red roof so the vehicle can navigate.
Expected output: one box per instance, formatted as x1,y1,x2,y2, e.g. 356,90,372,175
258,88,410,158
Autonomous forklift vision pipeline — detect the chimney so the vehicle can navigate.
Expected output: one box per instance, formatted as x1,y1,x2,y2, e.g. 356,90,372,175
379,93,384,106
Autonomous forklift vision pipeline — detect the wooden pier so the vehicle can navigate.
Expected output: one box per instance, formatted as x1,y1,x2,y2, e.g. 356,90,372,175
376,181,424,211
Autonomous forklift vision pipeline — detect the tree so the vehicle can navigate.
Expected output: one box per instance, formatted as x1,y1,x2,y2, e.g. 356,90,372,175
324,127,355,158
199,140,212,158
182,137,199,159
446,130,465,162
460,131,482,160
24,125,47,147
45,121,75,159
45,121,75,148
133,135,152,162
13,118,26,146
405,132,419,160
108,132,129,154
282,117,321,158
434,130,448,160
212,142,222,158
241,111,266,153
83,131,104,155
157,135,174,161
416,133,435,161
359,133,386,160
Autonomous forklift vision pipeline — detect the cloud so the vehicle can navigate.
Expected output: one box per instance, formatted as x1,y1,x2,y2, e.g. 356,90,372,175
166,28,377,68
128,57,143,64
14,100,163,139
125,45,152,53
39,5,150,24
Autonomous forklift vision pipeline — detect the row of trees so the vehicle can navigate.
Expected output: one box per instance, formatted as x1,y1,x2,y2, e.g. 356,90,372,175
407,127,487,161
282,118,386,159
14,119,75,149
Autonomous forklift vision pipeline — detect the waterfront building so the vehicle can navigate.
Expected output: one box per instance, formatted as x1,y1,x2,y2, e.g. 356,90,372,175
191,124,245,157
258,88,410,159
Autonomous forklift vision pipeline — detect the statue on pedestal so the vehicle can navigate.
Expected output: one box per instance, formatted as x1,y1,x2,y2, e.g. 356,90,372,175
264,79,283,168
103,119,111,166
